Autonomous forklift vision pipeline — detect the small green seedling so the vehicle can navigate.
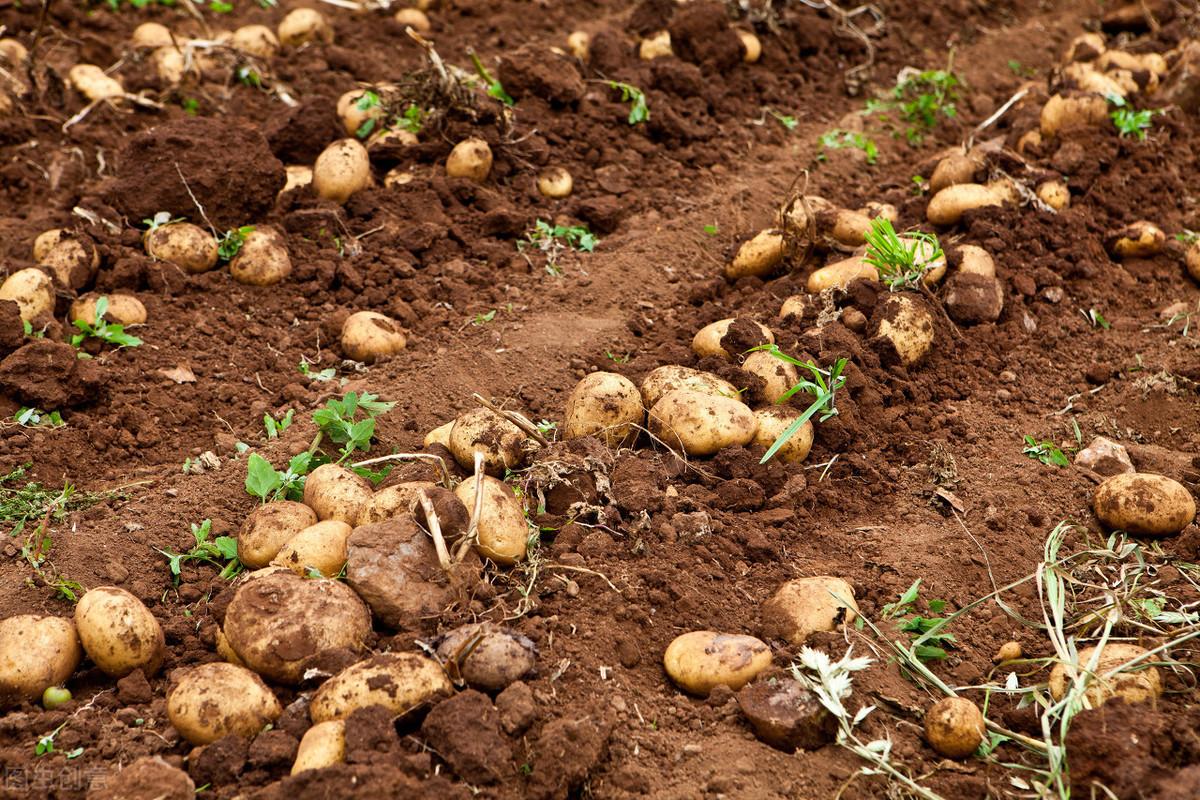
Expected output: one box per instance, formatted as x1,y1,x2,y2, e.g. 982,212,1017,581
35,721,68,756
606,81,649,125
518,220,598,276
312,391,394,461
1108,94,1160,140
605,350,631,364
217,225,255,261
209,0,232,12
472,310,497,326
751,345,848,464
142,211,184,231
1081,308,1110,329
298,360,336,382
396,104,423,134
766,108,798,131
865,69,959,145
878,579,956,661
354,91,382,138
535,419,557,438
70,297,143,350
236,66,262,88
468,49,514,106
702,224,719,236
14,408,64,428
863,217,943,291
1022,435,1070,467
817,129,878,165
158,519,242,583
263,409,294,439
245,452,312,503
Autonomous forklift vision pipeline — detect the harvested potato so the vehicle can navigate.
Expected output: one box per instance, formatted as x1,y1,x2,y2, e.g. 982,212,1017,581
424,421,454,449
223,571,371,684
75,587,165,678
337,89,386,137
310,653,452,722
663,631,772,697
69,64,124,101
648,389,757,457
1016,129,1043,155
32,229,67,262
448,408,529,476
272,520,352,577
282,165,313,194
994,641,1022,663
69,294,147,327
861,201,898,223
1066,31,1105,62
454,475,528,564
1047,643,1162,706
924,697,985,759
215,626,244,667
827,208,874,246
313,139,372,204
340,311,406,363
639,30,672,60
238,500,318,569
537,166,573,198
783,195,834,233
144,223,219,274
727,230,785,280
873,294,935,366
640,365,738,409
736,30,761,63
1064,62,1129,97
1097,49,1167,78
1186,241,1200,283
394,8,431,31
445,137,492,182
806,256,877,293
167,662,281,745
0,268,55,321
1106,220,1165,259
304,463,373,525
356,481,437,527
232,24,279,58
0,38,27,65
752,407,813,464
1037,180,1070,210
435,622,538,691
563,372,643,448
956,245,996,277
761,577,857,644
278,8,332,46
1092,472,1195,536
929,150,986,194
230,227,291,286
292,720,345,774
151,46,186,84
926,183,1010,226
131,22,173,49
0,615,81,706
40,236,99,290
384,167,414,187
567,31,590,60
741,350,797,405
1040,93,1109,137
692,318,774,360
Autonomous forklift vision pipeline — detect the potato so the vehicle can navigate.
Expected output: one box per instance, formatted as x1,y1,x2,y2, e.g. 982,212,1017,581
692,318,774,360
926,183,1008,226
1092,472,1195,536
726,230,785,280
356,481,437,527
1037,180,1070,210
1106,220,1165,259
663,631,772,697
956,244,995,277
639,30,672,60
394,8,431,31
563,371,643,448
369,127,418,151
454,474,528,564
224,571,371,684
806,256,876,293
75,587,165,678
337,88,386,137
929,150,985,194
214,626,244,666
292,720,345,774
0,268,55,321
238,500,318,568
131,22,173,49
151,46,186,84
32,229,67,262
924,697,985,759
1097,50,1167,78
424,421,454,449
566,31,590,60
313,139,371,204
69,64,123,102
0,38,30,65
783,194,834,233
1186,241,1200,283
40,235,99,290
278,8,332,46
303,463,373,524
1064,62,1130,98
752,407,813,464
537,166,573,198
761,577,857,644
310,653,452,722
445,137,493,182
230,227,291,286
1040,93,1109,138
1048,643,1162,706
340,311,406,363
648,389,758,457
435,622,538,691
873,294,935,366
1066,31,1105,62
994,641,1022,663
741,350,797,405
0,615,81,706
384,167,414,187
272,520,352,577
230,24,279,58
448,408,529,476
282,165,313,194
736,30,761,63
640,365,738,409
827,209,873,246
144,223,218,274
70,294,147,327
1016,129,1043,155
861,201,898,223
167,662,281,745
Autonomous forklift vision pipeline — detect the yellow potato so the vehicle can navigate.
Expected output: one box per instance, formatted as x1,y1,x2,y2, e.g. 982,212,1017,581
537,167,573,198
874,294,935,366
1066,32,1105,62
33,229,68,262
238,500,318,569
663,631,772,697
214,626,244,667
310,653,452,722
1092,472,1195,536
0,615,81,706
691,318,774,360
69,294,146,327
563,371,644,447
726,230,785,280
926,183,1006,226
1106,220,1165,259
445,138,493,182
761,577,857,644
69,64,123,102
304,464,373,525
0,268,55,321
752,407,813,464
167,662,281,745
0,38,28,66
423,421,454,449
1097,49,1167,78
340,311,406,363
39,236,99,290
292,720,345,774
861,201,898,224
74,587,165,678
806,256,876,293
229,227,291,286
278,8,333,46
1186,240,1200,283
924,697,985,759
1016,129,1043,155
648,389,758,457
994,641,1023,663
144,223,218,274
741,350,797,405
272,520,352,577
1037,180,1070,210
356,481,437,527
131,22,173,49
232,24,279,58
337,89,386,138
1039,93,1109,138
736,30,761,63
282,165,313,194
448,408,529,476
828,208,873,246
1064,62,1129,98
454,474,528,564
566,31,590,60
394,8,431,32
639,30,672,60
313,139,372,204
640,365,738,409
151,47,186,84
1048,643,1162,707
957,244,996,278
929,150,985,194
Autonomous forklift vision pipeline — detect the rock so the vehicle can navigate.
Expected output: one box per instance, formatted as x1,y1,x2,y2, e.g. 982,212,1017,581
420,690,510,785
0,340,104,408
344,518,454,629
495,681,537,735
736,677,837,752
88,756,194,800
116,669,154,705
1074,436,1134,477
945,273,1004,325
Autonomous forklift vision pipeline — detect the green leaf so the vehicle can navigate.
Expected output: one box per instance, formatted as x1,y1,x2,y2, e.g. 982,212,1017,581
214,536,238,561
245,454,282,501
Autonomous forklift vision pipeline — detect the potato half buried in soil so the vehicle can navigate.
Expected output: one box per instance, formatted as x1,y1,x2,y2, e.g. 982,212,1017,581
562,371,643,448
70,294,147,327
872,293,935,366
692,318,774,360
0,268,54,322
1047,643,1162,707
760,577,858,644
341,311,406,363
663,631,772,696
448,408,530,476
292,720,345,774
238,500,318,569
924,697,985,759
230,227,291,286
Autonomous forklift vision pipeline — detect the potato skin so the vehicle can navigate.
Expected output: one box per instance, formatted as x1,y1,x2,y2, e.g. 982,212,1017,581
144,223,218,274
663,631,772,697
563,372,643,448
448,408,529,476
292,719,345,774
648,389,758,457
303,463,373,525
445,137,493,182
238,500,318,568
640,366,738,409
806,257,876,293
0,268,55,322
69,294,147,327
929,151,985,194
167,662,282,745
435,622,538,692
1047,643,1162,707
232,24,279,58
1092,472,1195,536
356,481,437,527
956,244,996,278
313,139,371,204
39,236,99,290
454,475,528,564
272,519,352,577
69,64,123,101
340,311,406,363
230,227,292,286
1039,93,1108,138
726,230,785,280
131,22,173,49
423,421,454,449
394,8,431,32
752,407,813,464
75,587,166,678
0,615,81,706
309,653,452,723
924,697,985,759
1106,221,1165,259
761,577,857,644
536,167,573,198
691,318,774,360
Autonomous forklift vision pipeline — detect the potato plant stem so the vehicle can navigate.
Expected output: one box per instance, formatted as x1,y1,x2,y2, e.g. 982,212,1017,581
472,392,549,446
416,490,452,571
453,452,485,563
350,453,454,490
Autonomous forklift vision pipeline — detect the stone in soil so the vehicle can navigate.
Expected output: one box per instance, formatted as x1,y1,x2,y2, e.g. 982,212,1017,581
736,677,837,752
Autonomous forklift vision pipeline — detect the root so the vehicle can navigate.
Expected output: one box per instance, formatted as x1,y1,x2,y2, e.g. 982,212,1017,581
472,392,549,446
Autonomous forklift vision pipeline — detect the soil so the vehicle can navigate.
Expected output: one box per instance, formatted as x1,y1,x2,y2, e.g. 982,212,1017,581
1,0,1200,798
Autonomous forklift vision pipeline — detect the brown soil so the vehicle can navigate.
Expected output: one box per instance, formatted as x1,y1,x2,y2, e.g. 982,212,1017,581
2,0,1200,798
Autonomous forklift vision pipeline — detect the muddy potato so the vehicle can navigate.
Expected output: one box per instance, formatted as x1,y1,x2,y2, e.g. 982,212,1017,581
144,222,219,274
167,662,281,745
537,166,573,198
782,194,834,233
282,165,313,195
272,520,352,577
648,389,758,457
423,421,454,449
925,697,985,759
691,318,774,360
448,408,529,476
752,407,813,464
310,653,452,722
956,244,996,278
131,22,173,48
304,463,373,524
806,256,876,293
736,29,761,63
1064,62,1129,98
337,88,386,137
926,183,1008,226
1048,643,1162,707
454,474,528,564
1092,472,1195,536
214,626,244,666
232,24,279,58
994,641,1023,663
0,38,29,65
445,137,492,182
369,125,418,150
827,208,874,246
1186,240,1200,283
1037,180,1070,210
356,481,437,526
224,571,371,684
741,350,797,405
563,371,643,448
69,294,147,327
436,622,538,692
1016,129,1043,155
313,139,371,204
861,201,898,223
33,229,67,262
639,30,672,60
75,587,165,678
394,8,431,31
726,230,785,280
292,720,345,774
567,30,589,60
40,236,99,290
1039,93,1109,137
1066,31,1105,62
0,615,81,706
69,64,123,101
151,46,186,84
1106,220,1165,259
663,631,772,697
278,8,332,46
929,150,985,194
873,294,935,366
1097,49,1167,78
761,577,857,644
640,365,738,409
230,227,291,286
0,268,55,322
238,500,318,568
340,311,406,363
